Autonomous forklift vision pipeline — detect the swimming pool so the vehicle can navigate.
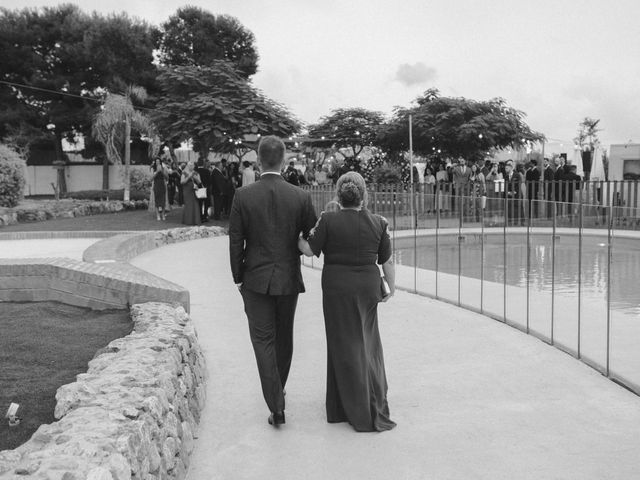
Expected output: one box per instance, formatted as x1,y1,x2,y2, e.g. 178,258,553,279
394,232,640,317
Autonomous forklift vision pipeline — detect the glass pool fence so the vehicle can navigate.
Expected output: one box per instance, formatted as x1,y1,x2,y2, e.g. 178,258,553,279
302,184,640,397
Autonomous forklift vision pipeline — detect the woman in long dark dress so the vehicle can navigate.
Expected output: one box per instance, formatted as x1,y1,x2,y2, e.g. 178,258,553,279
299,172,397,432
180,160,202,226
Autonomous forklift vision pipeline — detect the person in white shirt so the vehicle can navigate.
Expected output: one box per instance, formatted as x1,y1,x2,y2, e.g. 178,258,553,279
241,161,256,186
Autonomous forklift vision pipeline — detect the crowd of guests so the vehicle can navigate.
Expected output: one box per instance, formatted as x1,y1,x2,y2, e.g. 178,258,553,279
148,153,584,226
148,156,262,225
410,156,583,225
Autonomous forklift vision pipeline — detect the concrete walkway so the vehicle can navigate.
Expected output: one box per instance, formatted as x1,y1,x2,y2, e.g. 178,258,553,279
129,236,640,480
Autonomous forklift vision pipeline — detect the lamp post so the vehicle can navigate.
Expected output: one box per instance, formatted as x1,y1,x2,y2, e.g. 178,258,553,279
47,123,66,199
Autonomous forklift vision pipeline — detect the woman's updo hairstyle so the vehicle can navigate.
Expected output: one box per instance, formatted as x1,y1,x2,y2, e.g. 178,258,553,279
336,171,368,208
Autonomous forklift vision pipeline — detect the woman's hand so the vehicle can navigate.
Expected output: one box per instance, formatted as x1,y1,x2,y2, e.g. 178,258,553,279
298,235,313,257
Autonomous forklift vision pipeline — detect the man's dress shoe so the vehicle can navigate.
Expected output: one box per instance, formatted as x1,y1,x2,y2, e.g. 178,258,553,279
268,411,285,426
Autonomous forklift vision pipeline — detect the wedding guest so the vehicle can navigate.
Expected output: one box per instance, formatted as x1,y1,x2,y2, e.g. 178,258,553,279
197,158,212,222
167,162,181,208
298,172,396,432
304,165,316,185
241,161,256,187
150,158,168,221
424,166,436,213
180,159,202,225
211,159,227,220
468,163,486,222
316,165,329,185
436,163,450,213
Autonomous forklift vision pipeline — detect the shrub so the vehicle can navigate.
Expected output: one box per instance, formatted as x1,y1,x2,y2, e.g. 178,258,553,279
128,168,152,195
63,189,148,201
0,144,27,208
372,164,402,185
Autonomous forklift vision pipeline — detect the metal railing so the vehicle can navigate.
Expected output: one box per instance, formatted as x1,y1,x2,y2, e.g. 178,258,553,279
302,182,640,397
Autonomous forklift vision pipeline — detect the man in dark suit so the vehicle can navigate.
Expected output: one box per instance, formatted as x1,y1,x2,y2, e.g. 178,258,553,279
196,159,212,222
504,160,523,225
452,157,472,215
542,157,555,218
525,159,540,219
210,159,227,220
229,136,318,427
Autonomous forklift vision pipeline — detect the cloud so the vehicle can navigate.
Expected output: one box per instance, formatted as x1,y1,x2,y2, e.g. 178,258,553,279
394,62,437,86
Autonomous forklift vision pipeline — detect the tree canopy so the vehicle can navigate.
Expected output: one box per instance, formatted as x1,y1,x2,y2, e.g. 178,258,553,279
0,4,158,153
377,89,545,163
153,61,300,154
307,108,385,160
158,6,258,78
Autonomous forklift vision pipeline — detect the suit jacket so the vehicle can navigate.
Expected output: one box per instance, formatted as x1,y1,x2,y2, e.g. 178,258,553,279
211,168,227,196
504,171,522,198
197,167,212,195
229,174,318,295
452,165,472,194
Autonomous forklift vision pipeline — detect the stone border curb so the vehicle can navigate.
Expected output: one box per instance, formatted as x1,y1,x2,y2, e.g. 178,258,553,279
0,302,206,480
0,226,227,313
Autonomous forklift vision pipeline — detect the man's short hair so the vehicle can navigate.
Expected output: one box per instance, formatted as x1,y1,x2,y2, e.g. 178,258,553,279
258,136,286,170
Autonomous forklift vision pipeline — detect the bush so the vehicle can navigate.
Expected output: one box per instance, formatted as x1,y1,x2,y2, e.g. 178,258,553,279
0,144,27,208
128,168,152,195
372,164,402,184
63,189,148,201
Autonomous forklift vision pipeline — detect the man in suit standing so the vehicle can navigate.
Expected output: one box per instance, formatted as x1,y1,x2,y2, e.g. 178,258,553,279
196,158,212,222
504,160,523,226
452,157,472,216
211,159,227,220
543,157,555,218
525,159,540,219
229,136,318,427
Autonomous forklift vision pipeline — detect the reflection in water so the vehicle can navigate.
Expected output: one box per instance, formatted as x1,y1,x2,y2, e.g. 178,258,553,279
396,236,640,316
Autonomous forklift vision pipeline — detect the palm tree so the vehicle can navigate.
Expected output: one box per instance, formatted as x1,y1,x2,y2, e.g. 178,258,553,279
92,86,159,201
574,117,601,182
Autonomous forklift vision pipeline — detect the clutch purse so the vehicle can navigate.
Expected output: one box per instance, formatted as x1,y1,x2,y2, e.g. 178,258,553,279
194,187,207,199
380,276,391,297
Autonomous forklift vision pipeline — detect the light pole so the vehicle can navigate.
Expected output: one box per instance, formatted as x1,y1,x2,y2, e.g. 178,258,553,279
46,123,66,199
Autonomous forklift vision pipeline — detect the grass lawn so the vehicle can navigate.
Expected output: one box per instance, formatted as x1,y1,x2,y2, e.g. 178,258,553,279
0,203,229,233
0,302,133,451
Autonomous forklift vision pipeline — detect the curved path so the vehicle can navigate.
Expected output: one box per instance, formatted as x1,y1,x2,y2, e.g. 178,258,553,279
126,235,640,480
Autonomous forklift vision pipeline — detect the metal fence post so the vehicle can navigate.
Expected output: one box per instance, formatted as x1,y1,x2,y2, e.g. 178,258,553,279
606,204,613,377
551,202,556,345
578,194,583,359
503,194,507,323
481,198,485,313
526,201,531,334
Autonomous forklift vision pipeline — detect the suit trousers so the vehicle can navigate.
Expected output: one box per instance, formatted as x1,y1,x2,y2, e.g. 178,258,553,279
241,288,298,414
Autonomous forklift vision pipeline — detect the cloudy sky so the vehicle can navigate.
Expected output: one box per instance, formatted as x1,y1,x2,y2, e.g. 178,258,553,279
3,0,640,147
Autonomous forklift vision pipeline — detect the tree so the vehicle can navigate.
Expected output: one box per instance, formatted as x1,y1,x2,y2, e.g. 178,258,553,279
0,4,159,190
153,62,300,157
307,108,385,162
158,6,258,78
92,86,159,200
574,117,600,182
377,89,545,164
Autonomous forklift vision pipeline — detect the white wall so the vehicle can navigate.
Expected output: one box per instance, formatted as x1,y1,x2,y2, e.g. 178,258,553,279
24,164,150,196
609,144,640,181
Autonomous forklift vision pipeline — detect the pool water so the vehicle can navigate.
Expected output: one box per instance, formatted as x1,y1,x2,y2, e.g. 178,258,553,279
395,234,640,316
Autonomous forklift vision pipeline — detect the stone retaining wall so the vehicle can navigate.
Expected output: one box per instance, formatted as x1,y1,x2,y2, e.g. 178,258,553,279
0,302,206,480
0,199,148,227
